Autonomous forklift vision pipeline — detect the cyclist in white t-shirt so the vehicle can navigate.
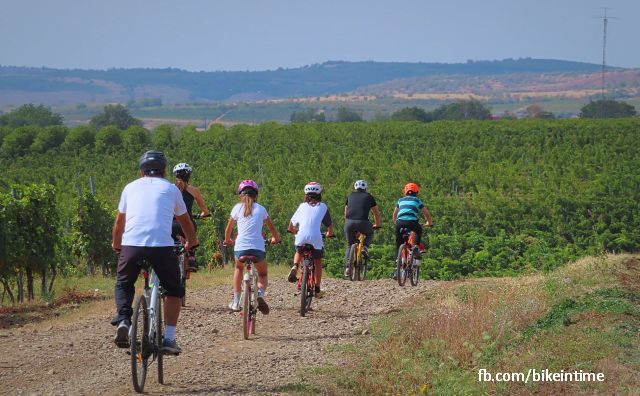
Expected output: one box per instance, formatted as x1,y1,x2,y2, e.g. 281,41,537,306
287,182,334,298
111,151,198,355
224,180,281,313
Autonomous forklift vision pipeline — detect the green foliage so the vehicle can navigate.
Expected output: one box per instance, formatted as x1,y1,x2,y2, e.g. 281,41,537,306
0,104,63,127
431,99,491,120
30,125,68,153
95,126,122,153
1,126,38,157
579,99,637,118
0,119,638,281
335,106,363,122
89,104,142,129
290,108,326,123
69,192,115,275
390,107,432,122
62,126,95,151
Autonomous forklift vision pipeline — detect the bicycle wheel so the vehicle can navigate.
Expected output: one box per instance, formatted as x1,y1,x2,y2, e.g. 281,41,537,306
242,279,251,340
249,276,257,335
178,254,186,307
410,264,420,286
300,262,311,317
131,295,149,393
396,246,408,286
361,253,368,281
348,244,358,282
155,294,164,384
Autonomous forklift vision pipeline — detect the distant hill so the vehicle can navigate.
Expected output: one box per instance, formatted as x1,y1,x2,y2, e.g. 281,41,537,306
0,59,618,106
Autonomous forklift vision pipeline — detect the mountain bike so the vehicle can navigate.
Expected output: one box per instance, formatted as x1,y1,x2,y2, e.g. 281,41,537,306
238,241,274,340
296,235,334,317
348,226,380,281
396,227,423,287
129,261,165,393
175,213,209,307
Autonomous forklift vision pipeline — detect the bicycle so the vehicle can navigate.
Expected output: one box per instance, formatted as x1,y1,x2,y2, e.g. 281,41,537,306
237,242,273,340
129,260,165,393
175,213,209,307
396,227,424,287
294,235,334,317
348,226,380,281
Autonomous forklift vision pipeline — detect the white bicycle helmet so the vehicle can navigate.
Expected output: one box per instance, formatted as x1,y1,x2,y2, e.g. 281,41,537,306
304,182,323,194
354,180,368,190
172,162,193,175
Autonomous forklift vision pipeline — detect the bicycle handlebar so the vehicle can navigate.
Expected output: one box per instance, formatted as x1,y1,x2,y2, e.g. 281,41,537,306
193,213,211,220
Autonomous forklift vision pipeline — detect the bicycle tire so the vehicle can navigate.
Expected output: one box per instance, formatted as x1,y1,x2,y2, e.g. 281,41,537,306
131,295,149,393
300,262,310,317
156,294,164,384
242,279,251,340
410,264,420,286
179,254,186,308
348,244,358,282
361,253,368,281
397,246,407,286
249,275,257,335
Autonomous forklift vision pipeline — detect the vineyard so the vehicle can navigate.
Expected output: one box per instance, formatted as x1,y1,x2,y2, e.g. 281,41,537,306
0,119,639,301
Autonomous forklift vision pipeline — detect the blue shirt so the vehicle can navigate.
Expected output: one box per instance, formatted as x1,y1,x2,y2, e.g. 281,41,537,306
396,196,424,221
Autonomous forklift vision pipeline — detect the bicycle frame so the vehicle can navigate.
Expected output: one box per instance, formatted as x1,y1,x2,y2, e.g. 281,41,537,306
141,268,161,355
239,255,260,339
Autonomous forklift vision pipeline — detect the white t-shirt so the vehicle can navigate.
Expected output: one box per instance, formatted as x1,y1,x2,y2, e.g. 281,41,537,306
290,202,329,249
118,177,187,247
230,202,269,251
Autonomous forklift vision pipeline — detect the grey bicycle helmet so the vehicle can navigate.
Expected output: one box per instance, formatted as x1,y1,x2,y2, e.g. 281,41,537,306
139,150,167,174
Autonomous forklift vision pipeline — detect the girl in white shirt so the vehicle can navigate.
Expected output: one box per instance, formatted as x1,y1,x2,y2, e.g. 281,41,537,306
287,182,335,298
224,180,281,313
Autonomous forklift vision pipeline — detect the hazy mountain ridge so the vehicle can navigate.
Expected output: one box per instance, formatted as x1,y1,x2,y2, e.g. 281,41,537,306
0,59,616,106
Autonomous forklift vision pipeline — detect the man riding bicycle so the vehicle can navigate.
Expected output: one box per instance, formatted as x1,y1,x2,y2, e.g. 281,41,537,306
171,162,210,272
111,151,199,355
392,182,433,279
343,180,381,278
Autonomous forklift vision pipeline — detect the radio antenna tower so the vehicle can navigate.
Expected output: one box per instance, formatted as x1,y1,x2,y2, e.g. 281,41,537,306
597,8,617,99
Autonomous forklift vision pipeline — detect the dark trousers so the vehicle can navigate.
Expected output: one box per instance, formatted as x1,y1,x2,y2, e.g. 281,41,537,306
344,219,374,267
395,220,422,251
111,246,183,326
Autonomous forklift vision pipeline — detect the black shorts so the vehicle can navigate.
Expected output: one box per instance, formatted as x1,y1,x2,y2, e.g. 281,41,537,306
116,246,184,298
296,245,324,259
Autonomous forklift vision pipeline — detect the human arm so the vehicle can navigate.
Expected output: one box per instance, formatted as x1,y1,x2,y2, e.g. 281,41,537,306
187,185,210,217
111,212,126,251
287,221,298,234
372,205,381,228
325,224,335,238
392,206,399,222
224,218,236,245
264,218,281,244
421,206,433,227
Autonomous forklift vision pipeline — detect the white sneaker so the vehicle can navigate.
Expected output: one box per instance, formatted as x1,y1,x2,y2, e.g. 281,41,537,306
228,300,241,312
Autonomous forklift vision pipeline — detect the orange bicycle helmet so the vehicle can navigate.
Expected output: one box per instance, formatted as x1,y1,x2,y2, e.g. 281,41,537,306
403,182,419,195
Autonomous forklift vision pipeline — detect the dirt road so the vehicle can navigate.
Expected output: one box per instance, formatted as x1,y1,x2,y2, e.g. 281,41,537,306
0,277,433,395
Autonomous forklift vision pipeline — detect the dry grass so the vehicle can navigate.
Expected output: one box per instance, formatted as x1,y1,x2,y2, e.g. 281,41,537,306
323,254,640,396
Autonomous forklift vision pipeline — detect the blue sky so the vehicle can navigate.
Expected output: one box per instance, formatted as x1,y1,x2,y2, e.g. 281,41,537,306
1,0,638,71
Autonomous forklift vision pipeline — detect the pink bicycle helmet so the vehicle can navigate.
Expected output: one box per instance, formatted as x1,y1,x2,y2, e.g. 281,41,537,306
237,179,259,194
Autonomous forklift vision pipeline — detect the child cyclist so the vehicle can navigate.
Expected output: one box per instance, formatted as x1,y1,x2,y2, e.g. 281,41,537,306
287,182,335,298
392,182,433,279
224,180,281,313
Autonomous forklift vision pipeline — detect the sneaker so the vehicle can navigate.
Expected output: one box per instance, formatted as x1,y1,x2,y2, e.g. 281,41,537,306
114,320,130,348
287,266,298,283
257,296,270,315
392,268,398,280
344,267,351,278
228,300,241,312
160,338,182,355
315,290,325,299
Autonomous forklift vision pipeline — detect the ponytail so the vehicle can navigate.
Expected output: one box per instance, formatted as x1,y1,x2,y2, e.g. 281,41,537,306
241,194,255,217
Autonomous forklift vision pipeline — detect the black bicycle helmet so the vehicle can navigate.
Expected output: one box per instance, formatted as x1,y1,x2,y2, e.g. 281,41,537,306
139,150,167,175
